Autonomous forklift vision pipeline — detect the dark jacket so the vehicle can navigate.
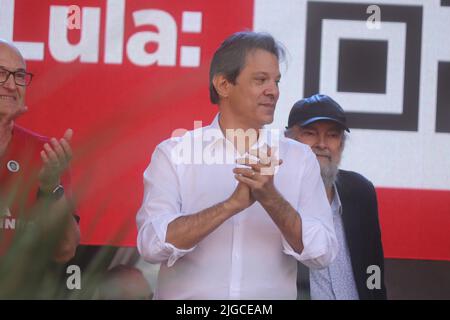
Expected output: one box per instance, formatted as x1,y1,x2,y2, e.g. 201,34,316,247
335,169,387,300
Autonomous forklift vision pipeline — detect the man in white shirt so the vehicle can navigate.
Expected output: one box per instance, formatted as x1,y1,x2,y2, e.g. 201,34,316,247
136,31,338,299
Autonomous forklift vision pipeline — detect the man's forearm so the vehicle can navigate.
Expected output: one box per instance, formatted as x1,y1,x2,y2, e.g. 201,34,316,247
35,195,79,263
260,194,304,253
166,201,239,250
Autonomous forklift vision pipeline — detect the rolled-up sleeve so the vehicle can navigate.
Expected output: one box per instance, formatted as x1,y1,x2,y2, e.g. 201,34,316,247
136,142,195,267
283,147,338,269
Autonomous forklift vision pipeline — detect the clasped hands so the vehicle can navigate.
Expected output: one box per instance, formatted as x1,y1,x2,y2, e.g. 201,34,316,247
227,146,283,213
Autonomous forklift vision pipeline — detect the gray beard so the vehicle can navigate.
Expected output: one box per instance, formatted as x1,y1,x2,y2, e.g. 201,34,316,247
320,161,339,190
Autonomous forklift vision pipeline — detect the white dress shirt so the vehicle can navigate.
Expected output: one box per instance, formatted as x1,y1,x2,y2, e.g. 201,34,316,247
136,114,338,300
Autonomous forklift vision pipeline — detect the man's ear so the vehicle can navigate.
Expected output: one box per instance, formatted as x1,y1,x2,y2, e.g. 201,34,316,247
212,74,231,100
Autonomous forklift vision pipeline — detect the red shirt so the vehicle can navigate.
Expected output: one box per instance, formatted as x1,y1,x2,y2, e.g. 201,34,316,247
0,124,71,255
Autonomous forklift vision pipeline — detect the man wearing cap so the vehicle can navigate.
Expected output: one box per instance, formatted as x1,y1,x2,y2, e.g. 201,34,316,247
285,94,386,300
0,39,80,297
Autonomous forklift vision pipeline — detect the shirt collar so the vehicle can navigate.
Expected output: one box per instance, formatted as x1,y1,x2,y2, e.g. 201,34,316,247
331,183,343,216
207,113,271,153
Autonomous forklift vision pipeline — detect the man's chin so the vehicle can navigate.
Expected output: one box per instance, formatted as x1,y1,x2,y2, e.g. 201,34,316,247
319,162,339,186
317,156,331,166
0,102,19,111
263,118,274,126
259,113,274,126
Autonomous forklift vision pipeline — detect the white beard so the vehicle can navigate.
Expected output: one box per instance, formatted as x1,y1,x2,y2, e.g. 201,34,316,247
313,148,342,190
320,161,339,190
309,136,346,190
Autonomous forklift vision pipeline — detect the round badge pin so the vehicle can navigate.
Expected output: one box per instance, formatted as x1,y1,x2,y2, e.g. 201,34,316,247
7,160,20,173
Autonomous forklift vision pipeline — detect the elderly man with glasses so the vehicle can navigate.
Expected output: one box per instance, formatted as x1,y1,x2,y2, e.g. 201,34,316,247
0,39,79,297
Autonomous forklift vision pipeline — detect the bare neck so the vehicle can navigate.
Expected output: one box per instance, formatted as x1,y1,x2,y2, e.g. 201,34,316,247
325,184,335,204
218,106,262,131
218,108,261,153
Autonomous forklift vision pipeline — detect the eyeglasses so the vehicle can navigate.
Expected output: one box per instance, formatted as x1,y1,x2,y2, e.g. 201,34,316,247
0,67,33,87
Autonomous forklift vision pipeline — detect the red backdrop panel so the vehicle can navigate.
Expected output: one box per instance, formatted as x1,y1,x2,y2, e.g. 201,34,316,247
378,188,450,261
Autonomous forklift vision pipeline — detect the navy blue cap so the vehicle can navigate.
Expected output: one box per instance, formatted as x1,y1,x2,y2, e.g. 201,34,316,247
286,94,350,132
